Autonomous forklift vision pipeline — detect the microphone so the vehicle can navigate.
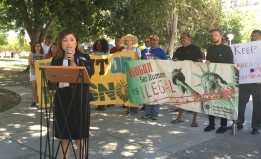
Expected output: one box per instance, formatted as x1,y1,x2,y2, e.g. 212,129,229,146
67,48,72,60
77,55,87,66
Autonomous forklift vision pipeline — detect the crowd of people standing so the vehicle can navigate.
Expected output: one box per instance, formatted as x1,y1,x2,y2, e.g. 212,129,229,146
27,27,261,159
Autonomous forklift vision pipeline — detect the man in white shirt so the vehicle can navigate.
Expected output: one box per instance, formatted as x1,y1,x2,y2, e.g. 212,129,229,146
42,35,52,57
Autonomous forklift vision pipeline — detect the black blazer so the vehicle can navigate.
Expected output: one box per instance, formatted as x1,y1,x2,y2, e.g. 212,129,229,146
49,51,94,101
51,51,94,78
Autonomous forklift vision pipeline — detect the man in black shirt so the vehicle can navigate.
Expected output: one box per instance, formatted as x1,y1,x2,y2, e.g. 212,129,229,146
204,28,234,133
173,34,203,62
172,33,203,127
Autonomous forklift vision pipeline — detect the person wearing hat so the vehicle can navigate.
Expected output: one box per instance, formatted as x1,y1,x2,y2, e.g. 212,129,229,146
204,28,234,134
121,34,141,59
141,34,168,120
121,34,141,115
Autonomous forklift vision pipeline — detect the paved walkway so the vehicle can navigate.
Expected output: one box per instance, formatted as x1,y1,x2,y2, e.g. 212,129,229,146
0,86,260,159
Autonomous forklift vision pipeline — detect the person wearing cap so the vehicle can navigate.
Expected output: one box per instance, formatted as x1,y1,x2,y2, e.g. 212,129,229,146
120,34,141,114
110,36,124,54
171,32,203,127
204,28,234,134
141,35,167,60
92,38,109,111
227,30,261,134
141,34,167,120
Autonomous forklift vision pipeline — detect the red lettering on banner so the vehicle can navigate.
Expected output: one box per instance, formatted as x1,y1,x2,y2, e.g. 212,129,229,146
151,82,159,95
158,80,166,94
240,73,261,80
128,62,153,78
134,67,140,76
128,68,134,78
140,86,145,98
142,63,148,74
145,85,152,98
147,63,153,73
140,79,177,99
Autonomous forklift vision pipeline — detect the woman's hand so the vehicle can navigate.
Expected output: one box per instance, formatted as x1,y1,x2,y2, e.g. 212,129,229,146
67,53,77,66
205,60,210,65
67,52,74,61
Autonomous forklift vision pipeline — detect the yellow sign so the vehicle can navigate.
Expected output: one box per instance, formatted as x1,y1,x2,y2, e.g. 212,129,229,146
35,58,52,108
90,52,138,107
35,53,139,107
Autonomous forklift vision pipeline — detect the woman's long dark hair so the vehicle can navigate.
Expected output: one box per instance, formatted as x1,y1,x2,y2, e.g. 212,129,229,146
33,42,44,54
93,38,109,53
47,42,57,57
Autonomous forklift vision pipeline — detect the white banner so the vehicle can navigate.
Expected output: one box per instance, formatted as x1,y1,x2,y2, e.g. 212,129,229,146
126,60,239,120
231,41,261,84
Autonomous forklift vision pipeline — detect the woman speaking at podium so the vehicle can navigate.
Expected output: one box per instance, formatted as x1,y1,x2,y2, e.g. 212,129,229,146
51,29,93,159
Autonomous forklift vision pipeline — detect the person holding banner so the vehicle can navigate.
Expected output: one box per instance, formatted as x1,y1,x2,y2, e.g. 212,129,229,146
120,34,141,59
92,38,109,111
51,29,93,159
28,42,44,107
227,30,261,134
140,38,151,111
204,28,234,134
110,37,124,54
141,34,168,120
171,33,203,127
108,37,124,108
120,34,141,114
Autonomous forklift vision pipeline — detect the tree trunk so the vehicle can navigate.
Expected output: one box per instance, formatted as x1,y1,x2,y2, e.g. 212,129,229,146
166,9,178,58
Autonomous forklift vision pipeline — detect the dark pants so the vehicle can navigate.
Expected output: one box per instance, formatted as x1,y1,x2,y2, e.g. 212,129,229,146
238,84,261,130
209,115,227,127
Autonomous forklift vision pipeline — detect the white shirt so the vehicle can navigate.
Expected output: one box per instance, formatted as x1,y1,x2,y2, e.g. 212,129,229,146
41,42,51,57
122,48,141,59
59,59,70,88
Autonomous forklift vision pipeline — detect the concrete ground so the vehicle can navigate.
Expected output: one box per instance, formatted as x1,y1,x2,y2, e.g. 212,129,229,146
0,85,260,159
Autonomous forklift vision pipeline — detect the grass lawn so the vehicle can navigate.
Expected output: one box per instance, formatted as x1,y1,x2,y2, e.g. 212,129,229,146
0,58,28,70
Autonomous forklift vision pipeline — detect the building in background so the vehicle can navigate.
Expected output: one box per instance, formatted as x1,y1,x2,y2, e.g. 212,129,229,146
222,0,261,19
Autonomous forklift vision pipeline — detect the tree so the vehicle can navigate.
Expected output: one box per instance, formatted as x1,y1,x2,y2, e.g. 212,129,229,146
0,38,30,53
221,8,261,45
0,32,7,46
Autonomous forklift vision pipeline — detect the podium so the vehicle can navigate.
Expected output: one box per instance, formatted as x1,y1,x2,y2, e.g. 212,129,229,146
39,66,91,159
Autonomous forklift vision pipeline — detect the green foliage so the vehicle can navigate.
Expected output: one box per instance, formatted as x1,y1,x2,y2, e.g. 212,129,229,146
221,9,261,44
0,0,260,53
0,33,7,46
0,38,30,52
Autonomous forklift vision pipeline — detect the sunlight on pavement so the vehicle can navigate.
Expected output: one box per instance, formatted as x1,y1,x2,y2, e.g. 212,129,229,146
0,128,7,131
169,131,184,135
90,126,99,130
118,129,129,133
121,151,135,157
